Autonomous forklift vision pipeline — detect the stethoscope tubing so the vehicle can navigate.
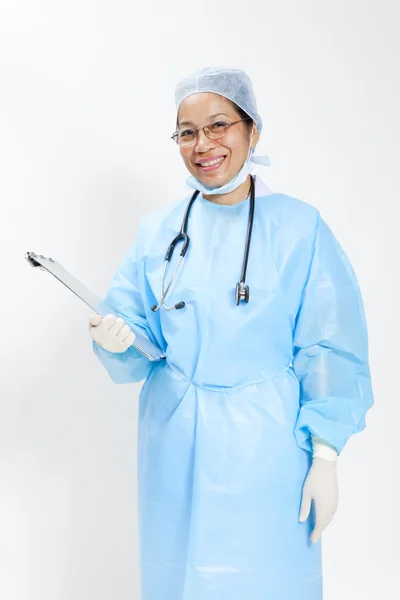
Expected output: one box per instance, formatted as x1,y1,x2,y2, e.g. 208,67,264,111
151,175,255,312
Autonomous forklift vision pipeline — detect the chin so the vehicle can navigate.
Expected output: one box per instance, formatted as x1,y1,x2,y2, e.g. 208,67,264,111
196,170,232,186
202,178,228,190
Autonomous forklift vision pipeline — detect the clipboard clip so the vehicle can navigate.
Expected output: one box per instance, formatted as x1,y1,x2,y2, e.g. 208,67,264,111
25,251,54,271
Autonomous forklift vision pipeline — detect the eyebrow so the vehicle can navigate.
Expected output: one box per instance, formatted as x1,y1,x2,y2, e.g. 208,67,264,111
178,112,231,127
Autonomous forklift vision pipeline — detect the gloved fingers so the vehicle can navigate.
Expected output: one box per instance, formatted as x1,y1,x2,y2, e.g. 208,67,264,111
310,524,323,544
113,317,126,336
103,314,117,331
89,314,102,327
299,490,312,523
116,329,133,351
125,332,135,347
120,325,133,342
310,507,336,544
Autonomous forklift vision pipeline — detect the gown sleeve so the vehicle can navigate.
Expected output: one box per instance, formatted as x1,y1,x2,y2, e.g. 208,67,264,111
292,212,374,455
92,235,155,384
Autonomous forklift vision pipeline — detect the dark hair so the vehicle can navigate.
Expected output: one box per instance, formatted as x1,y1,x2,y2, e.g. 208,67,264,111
229,101,254,129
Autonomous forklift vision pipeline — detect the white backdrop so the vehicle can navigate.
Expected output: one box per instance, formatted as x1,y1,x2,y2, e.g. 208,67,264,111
1,1,399,599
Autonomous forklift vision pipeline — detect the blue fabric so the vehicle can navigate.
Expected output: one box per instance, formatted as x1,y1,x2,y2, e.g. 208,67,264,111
93,176,374,600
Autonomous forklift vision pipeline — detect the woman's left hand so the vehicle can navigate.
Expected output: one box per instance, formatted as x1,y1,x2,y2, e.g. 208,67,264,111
299,457,339,543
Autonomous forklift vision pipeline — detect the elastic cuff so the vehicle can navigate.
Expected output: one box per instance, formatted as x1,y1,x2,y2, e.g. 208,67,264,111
311,435,338,462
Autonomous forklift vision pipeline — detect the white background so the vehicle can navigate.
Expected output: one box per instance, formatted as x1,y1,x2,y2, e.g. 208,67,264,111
1,1,399,598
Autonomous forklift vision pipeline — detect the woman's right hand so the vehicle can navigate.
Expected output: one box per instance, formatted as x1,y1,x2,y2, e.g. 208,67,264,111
89,314,135,353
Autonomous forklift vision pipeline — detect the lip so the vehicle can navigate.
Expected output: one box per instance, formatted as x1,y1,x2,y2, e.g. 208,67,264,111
195,155,227,173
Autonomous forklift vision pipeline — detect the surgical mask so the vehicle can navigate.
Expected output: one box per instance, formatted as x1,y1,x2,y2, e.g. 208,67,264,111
186,130,270,196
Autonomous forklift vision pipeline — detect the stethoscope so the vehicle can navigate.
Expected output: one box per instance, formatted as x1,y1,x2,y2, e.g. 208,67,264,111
151,174,256,312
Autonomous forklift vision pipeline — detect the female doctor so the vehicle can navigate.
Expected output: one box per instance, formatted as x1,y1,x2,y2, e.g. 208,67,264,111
89,67,374,600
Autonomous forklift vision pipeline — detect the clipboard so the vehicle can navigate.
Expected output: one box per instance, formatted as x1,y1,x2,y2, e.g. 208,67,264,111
25,251,166,361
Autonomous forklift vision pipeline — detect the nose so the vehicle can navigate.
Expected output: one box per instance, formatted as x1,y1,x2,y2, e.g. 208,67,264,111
194,129,215,153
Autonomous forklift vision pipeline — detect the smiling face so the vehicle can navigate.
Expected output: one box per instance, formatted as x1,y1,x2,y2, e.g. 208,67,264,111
176,92,259,188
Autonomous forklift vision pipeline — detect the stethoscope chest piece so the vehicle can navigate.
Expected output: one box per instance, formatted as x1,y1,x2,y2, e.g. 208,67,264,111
235,281,250,305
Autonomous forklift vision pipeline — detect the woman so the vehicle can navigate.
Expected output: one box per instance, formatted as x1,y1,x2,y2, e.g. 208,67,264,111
89,67,374,600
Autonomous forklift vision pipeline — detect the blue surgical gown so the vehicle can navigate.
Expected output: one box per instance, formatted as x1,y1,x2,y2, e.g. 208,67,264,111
93,176,374,600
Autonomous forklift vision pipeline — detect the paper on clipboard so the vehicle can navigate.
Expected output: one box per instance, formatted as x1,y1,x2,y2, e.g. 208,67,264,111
25,251,166,362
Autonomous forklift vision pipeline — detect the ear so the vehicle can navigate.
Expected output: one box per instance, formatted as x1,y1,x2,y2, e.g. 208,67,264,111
251,124,260,147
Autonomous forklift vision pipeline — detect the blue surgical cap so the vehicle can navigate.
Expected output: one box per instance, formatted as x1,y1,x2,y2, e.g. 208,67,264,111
175,66,263,135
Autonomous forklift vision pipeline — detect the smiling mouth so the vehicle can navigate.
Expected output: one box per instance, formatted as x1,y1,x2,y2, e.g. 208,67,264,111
196,156,226,172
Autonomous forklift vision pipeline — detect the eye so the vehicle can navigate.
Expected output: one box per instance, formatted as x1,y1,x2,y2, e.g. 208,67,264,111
209,121,229,131
180,129,196,139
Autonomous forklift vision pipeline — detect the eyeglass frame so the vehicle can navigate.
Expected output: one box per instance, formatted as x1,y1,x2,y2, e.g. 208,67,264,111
171,117,253,145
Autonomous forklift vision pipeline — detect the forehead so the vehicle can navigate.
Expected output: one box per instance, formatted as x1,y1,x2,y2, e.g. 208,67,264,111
177,92,238,125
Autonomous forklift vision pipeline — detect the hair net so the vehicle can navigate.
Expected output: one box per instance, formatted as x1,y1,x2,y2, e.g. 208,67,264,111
175,66,263,135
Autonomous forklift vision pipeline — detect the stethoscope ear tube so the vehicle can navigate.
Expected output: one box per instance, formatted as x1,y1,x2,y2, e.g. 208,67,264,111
165,232,189,261
151,301,185,312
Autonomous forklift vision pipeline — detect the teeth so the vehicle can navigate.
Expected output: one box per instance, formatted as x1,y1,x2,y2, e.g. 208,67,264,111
200,157,224,167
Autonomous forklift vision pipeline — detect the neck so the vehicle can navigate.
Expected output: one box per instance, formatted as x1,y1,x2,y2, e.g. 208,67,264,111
203,175,252,206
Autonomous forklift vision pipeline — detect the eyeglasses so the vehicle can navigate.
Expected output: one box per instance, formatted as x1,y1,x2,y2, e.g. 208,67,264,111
171,118,252,146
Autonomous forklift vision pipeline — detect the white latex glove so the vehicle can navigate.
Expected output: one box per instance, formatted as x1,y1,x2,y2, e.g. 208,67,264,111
299,457,339,544
89,314,135,353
